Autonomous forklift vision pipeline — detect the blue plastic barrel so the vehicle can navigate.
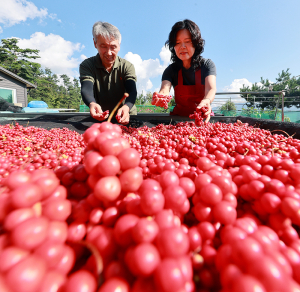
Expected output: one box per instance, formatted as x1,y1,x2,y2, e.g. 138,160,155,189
28,100,48,108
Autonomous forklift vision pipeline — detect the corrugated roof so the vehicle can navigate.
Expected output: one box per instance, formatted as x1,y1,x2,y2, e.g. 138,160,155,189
0,66,37,88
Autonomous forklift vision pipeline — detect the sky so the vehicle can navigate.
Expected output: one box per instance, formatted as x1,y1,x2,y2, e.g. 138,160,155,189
1,0,300,109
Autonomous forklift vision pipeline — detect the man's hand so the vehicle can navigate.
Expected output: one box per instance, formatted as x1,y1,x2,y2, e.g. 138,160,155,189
89,102,109,121
197,98,212,123
116,105,130,124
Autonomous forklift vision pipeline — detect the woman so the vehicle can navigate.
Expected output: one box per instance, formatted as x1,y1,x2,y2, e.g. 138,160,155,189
156,19,216,123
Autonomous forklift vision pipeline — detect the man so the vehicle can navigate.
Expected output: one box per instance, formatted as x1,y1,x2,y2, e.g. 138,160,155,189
79,21,137,124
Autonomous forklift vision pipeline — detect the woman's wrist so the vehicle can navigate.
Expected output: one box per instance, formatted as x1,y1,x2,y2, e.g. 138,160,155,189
203,98,212,104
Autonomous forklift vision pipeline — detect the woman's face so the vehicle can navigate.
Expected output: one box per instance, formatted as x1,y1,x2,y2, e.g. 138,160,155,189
174,29,195,63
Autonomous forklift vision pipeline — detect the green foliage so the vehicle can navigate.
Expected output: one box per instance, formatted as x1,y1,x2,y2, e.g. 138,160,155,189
27,69,81,109
62,75,81,109
1,38,81,110
169,96,176,107
0,38,41,83
241,107,276,120
240,69,300,109
265,108,276,120
136,93,146,105
219,99,236,113
136,91,153,105
136,105,174,113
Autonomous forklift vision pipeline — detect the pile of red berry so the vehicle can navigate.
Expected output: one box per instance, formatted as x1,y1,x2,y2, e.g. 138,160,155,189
0,118,300,292
0,168,78,292
151,93,172,109
0,123,85,183
189,107,209,125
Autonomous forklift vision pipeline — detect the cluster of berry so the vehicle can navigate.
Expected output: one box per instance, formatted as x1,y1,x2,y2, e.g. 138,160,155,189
189,107,209,125
116,114,129,125
151,93,172,109
100,110,109,119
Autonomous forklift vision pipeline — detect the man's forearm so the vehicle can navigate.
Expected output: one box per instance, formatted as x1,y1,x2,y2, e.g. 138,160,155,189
124,79,137,109
81,80,96,106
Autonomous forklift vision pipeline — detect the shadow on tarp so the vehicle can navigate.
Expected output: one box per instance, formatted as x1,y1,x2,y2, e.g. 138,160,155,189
0,113,299,139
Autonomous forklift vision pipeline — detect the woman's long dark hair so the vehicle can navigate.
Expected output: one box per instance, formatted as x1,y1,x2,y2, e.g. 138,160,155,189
166,19,205,70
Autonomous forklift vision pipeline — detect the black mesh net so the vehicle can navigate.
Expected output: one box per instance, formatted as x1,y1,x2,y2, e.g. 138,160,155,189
0,113,299,138
237,116,300,139
0,114,147,133
0,97,24,113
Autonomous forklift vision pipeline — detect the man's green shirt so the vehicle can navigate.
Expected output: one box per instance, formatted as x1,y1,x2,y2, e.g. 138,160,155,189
79,54,137,114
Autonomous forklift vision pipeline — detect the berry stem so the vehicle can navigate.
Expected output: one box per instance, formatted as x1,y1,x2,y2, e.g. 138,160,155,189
78,240,103,279
108,93,129,123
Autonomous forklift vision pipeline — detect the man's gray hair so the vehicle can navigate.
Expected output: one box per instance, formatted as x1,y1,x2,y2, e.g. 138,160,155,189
92,21,121,44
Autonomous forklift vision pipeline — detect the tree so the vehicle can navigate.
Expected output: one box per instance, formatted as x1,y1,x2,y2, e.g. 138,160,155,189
1,38,83,110
69,78,81,109
59,74,81,109
0,38,41,83
145,91,153,105
136,91,153,105
169,95,176,107
219,99,236,113
240,69,300,109
136,93,146,105
28,68,62,108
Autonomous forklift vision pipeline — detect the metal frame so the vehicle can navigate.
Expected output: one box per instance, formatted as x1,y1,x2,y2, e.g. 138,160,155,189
214,90,286,122
2,90,298,123
215,91,282,95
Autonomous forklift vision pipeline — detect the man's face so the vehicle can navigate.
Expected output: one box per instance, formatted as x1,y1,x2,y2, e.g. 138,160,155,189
94,35,120,70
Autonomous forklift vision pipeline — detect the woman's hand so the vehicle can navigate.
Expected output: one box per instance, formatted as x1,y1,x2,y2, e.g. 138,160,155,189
197,98,212,123
197,75,216,123
152,92,172,109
